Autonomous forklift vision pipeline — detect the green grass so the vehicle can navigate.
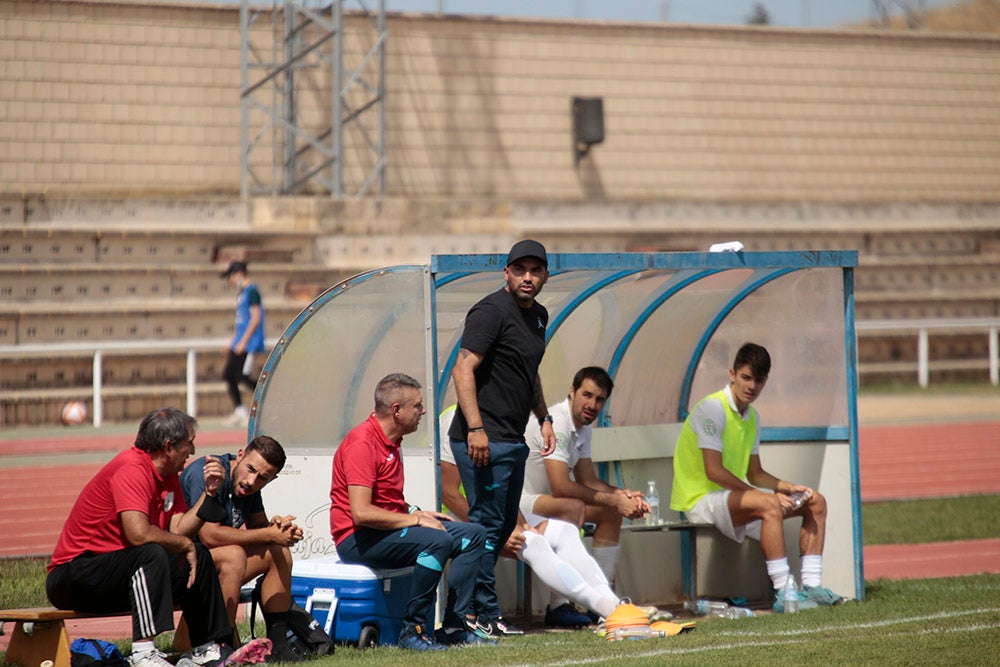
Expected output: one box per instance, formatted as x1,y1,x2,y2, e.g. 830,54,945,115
0,557,47,609
862,494,1000,545
309,577,1000,666
5,494,999,665
3,572,998,666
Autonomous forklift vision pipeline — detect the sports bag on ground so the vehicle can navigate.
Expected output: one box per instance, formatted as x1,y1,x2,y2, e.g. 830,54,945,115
70,638,127,667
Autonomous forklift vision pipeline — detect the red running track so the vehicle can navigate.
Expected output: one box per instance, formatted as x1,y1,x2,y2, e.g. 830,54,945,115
859,421,1000,501
0,429,248,558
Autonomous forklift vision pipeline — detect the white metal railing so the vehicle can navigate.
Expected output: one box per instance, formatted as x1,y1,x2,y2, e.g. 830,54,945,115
855,318,1000,388
2,320,998,427
0,337,277,428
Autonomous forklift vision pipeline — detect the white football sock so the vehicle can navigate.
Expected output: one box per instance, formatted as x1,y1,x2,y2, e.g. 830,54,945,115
800,554,823,588
590,544,620,586
767,557,791,590
544,520,618,604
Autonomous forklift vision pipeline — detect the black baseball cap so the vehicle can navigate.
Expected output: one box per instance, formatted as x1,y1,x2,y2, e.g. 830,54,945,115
506,239,548,268
219,260,248,278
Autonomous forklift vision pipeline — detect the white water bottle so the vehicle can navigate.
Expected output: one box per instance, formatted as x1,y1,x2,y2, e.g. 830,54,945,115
724,606,754,619
683,599,729,616
782,575,800,614
645,480,660,526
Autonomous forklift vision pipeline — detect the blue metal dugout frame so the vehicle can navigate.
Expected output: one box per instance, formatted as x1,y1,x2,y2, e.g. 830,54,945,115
428,250,863,601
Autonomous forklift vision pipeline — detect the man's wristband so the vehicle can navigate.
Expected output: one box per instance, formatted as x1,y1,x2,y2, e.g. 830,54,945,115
468,426,485,433
197,493,229,523
538,414,553,427
408,505,421,514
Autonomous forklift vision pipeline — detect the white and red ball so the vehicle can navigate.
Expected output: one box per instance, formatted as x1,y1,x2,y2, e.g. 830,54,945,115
61,400,88,426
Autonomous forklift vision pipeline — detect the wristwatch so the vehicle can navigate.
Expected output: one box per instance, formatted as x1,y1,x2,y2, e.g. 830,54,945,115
538,415,553,427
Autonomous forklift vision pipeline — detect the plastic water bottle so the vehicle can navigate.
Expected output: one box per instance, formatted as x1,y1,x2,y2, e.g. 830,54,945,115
683,599,730,616
645,480,660,526
789,489,811,511
723,606,754,619
782,575,800,614
608,626,666,641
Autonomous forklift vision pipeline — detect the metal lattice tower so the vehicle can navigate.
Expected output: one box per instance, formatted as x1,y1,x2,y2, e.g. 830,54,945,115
240,0,386,197
871,0,927,29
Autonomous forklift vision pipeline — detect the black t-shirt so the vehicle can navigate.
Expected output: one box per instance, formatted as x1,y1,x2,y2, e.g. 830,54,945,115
449,287,548,443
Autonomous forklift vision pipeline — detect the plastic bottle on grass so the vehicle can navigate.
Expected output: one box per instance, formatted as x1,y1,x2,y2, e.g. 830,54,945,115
645,480,660,525
608,626,666,641
782,575,800,614
724,606,754,619
683,599,730,616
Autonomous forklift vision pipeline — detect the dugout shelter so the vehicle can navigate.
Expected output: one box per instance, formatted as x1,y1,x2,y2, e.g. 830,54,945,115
252,250,863,608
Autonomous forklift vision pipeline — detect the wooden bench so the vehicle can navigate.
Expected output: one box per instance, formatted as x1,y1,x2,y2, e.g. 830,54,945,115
1,587,259,667
0,607,131,667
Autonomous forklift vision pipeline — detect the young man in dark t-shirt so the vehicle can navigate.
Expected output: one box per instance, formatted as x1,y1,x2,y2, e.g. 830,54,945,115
179,435,305,659
448,239,557,636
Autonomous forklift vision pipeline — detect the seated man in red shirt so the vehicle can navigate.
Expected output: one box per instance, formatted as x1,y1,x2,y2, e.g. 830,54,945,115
46,407,235,667
330,373,490,651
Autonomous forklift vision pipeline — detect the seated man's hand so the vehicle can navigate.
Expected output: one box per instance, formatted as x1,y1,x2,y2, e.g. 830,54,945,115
778,485,814,516
413,510,449,532
501,523,531,559
615,488,649,520
269,514,304,544
203,455,225,497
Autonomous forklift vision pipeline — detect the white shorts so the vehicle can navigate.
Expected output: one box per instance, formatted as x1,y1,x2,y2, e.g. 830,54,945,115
686,490,762,544
518,492,545,528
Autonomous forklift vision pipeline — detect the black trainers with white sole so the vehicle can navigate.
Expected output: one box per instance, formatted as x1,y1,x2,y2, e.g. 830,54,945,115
476,614,524,636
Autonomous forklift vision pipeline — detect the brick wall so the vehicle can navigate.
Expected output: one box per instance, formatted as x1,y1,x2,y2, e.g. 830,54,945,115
2,1,999,201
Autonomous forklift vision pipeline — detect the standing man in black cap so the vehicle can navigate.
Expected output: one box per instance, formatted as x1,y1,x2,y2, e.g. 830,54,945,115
220,261,266,427
448,239,557,636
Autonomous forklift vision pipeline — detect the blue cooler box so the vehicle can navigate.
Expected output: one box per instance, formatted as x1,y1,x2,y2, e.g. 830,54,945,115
291,555,414,648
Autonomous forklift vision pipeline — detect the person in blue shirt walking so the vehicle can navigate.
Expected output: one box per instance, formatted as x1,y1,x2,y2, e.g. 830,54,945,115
220,261,266,427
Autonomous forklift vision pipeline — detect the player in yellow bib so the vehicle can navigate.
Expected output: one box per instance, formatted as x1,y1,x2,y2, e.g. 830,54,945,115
670,343,844,612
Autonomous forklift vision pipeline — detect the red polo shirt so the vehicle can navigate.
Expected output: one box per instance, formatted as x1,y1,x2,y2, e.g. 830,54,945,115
49,447,188,571
329,413,406,545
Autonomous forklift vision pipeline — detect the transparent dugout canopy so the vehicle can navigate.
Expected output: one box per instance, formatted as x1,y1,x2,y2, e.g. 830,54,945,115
250,251,859,455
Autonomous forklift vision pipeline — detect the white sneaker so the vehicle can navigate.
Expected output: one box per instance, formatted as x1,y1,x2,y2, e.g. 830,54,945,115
129,649,174,667
176,641,233,667
224,406,248,427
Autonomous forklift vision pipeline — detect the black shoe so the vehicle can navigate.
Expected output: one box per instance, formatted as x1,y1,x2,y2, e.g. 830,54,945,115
476,614,524,636
544,603,592,628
